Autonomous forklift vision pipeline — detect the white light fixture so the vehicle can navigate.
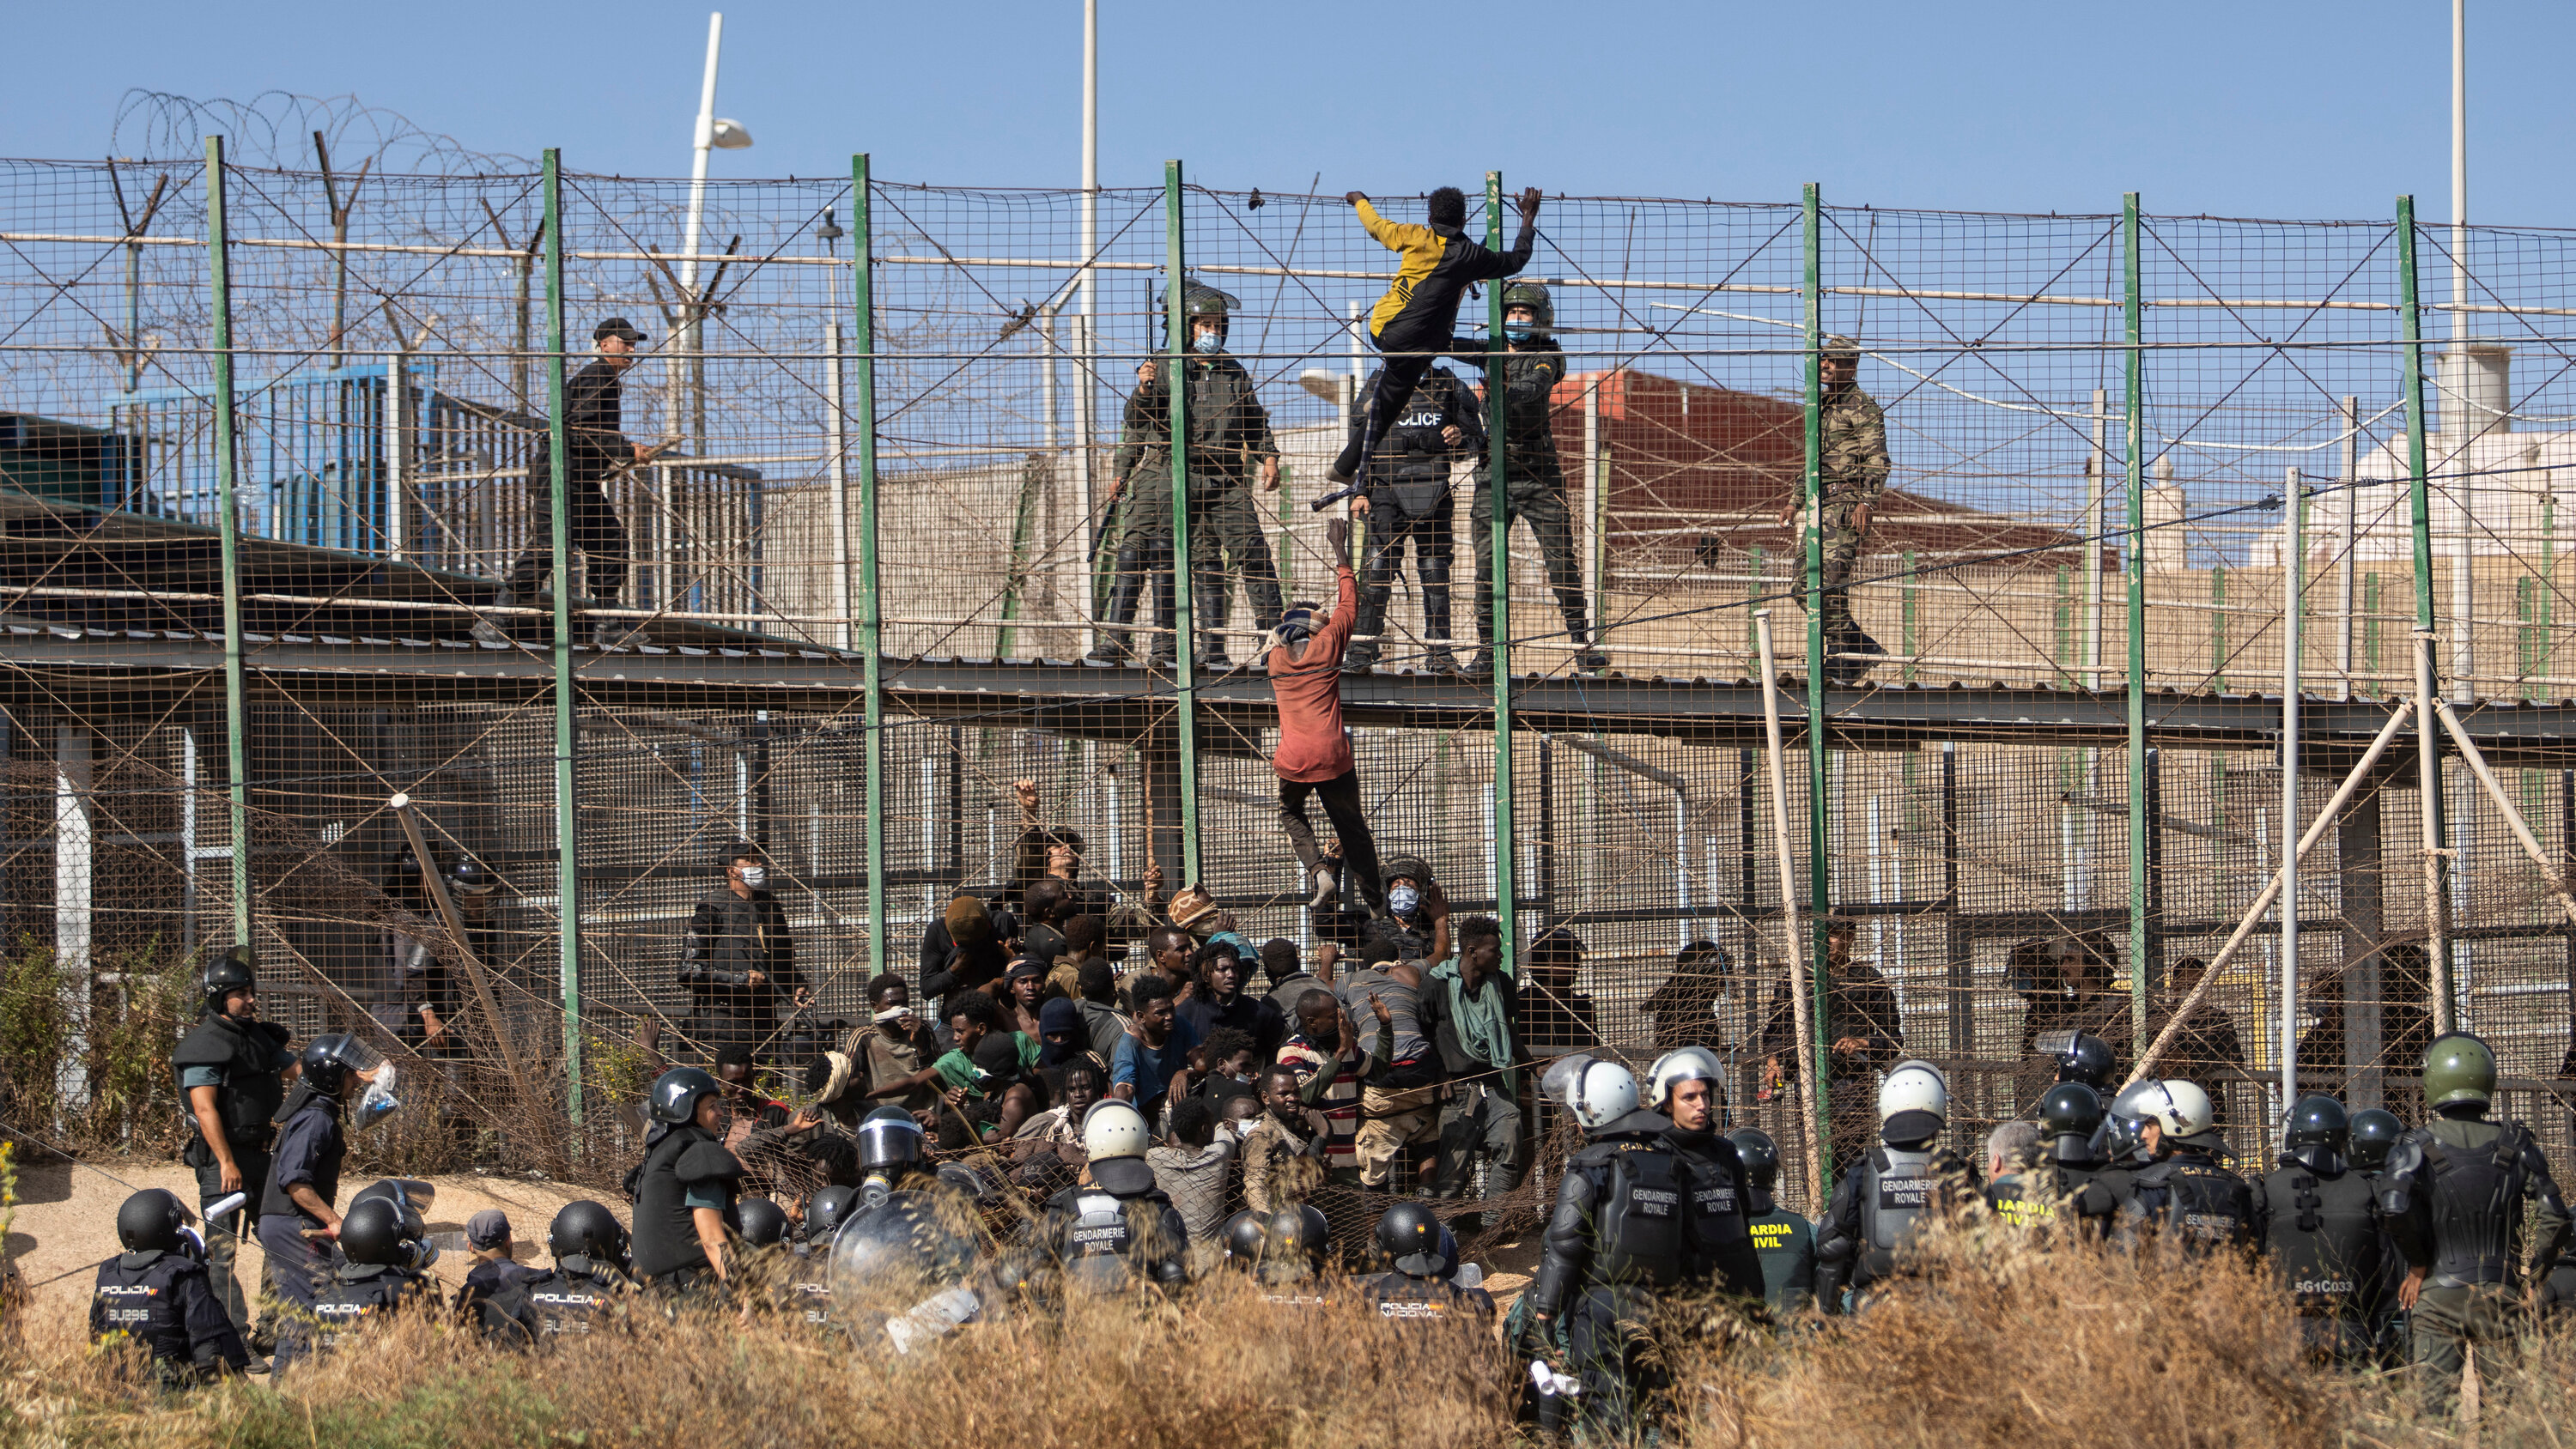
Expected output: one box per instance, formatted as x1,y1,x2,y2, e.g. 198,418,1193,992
710,118,753,149
1298,369,1342,401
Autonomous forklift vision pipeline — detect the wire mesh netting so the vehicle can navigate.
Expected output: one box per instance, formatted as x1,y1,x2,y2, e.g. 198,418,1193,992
9,149,2576,1224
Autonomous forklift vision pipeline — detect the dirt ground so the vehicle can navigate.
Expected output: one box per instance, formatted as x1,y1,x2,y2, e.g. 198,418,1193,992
3,1147,1540,1349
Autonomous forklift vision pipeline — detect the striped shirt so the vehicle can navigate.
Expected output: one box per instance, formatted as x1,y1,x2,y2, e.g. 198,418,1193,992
1277,1034,1365,1172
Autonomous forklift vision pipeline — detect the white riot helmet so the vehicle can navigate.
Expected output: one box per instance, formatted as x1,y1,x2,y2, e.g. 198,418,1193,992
1646,1047,1724,1112
1876,1059,1949,1142
2141,1079,2215,1140
1082,1100,1151,1161
1546,1057,1639,1130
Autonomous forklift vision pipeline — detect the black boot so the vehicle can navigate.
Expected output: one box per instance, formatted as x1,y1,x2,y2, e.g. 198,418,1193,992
1144,570,1178,665
1420,586,1461,675
1087,565,1145,663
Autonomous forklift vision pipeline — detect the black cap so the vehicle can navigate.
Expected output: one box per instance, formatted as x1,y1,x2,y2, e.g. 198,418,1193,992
594,317,647,346
1005,955,1046,981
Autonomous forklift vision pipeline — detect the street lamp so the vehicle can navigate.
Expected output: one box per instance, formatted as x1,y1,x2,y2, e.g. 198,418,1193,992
676,11,752,451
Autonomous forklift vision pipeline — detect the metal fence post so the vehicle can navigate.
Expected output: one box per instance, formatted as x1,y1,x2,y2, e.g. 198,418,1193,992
1800,183,1832,1178
1164,160,1201,884
542,149,582,1119
853,155,887,981
1487,172,1517,975
203,136,252,954
2398,194,2453,1031
2124,193,2150,1055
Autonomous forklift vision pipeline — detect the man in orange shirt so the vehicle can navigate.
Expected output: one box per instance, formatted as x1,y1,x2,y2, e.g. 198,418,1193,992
1264,517,1382,915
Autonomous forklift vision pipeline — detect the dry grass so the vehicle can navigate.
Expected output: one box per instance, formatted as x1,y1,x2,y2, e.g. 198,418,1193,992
12,1211,2576,1449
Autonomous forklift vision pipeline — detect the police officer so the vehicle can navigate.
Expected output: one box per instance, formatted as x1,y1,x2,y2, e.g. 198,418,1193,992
855,1106,939,1210
1218,1203,1334,1304
1340,361,1481,676
2253,1094,2385,1367
1448,282,1603,677
1356,1202,1496,1322
1648,1046,1766,1299
2036,1027,2118,1092
257,1033,375,1367
306,1195,437,1362
677,841,804,1061
1984,1083,2119,1237
1814,1060,1967,1313
507,1200,636,1340
1520,1058,1701,1441
91,1189,251,1386
1029,1099,1189,1294
169,947,295,1337
735,1197,790,1249
629,1066,747,1301
2094,1077,2164,1204
1091,283,1283,670
1774,334,1891,682
2379,1032,2573,1416
2114,1078,2257,1253
1728,1128,1817,1313
2348,1106,2412,1367
801,1184,862,1250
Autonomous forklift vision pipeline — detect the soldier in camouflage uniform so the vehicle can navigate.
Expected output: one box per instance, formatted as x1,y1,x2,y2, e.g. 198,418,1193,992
1449,282,1605,676
1776,335,1891,683
1088,286,1285,667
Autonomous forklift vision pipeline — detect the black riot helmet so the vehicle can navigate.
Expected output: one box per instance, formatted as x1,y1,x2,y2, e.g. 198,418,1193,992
2038,1082,2105,1144
2051,1031,2117,1090
338,1195,435,1270
202,947,256,1019
2348,1108,2405,1172
1267,1204,1332,1278
804,1185,862,1240
858,1106,926,1173
646,1066,723,1125
547,1200,628,1264
300,1033,375,1096
116,1188,191,1253
1726,1128,1782,1190
448,858,499,896
2284,1094,2350,1150
1219,1210,1267,1273
734,1197,790,1248
1374,1201,1457,1279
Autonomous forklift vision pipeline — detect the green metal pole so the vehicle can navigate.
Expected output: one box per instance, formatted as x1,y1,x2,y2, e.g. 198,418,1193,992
2124,194,2149,1057
1800,183,1832,1179
1165,161,1201,885
2398,195,2452,1026
542,151,582,1121
204,137,252,953
854,155,888,986
1485,173,1516,978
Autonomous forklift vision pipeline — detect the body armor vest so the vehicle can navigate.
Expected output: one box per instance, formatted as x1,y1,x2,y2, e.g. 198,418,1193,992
1371,369,1465,512
1745,1204,1816,1308
309,1267,418,1355
171,1014,288,1147
2133,1155,2256,1252
2421,1123,2536,1288
1856,1145,1940,1284
1585,1142,1688,1289
1360,1272,1490,1321
521,1264,624,1336
2259,1163,2382,1313
91,1252,195,1363
1064,1190,1139,1294
629,1125,714,1280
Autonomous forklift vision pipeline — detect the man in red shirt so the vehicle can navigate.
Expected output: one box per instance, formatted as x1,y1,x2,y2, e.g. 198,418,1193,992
1265,517,1383,915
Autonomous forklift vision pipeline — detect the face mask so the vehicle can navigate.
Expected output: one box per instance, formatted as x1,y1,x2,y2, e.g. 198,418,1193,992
1388,885,1421,919
738,866,767,889
1193,330,1224,355
1504,322,1534,341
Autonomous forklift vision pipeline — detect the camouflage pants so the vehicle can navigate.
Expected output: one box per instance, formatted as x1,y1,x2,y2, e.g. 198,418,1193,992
1468,458,1589,646
2411,1283,2524,1416
1796,505,1868,635
1192,484,1284,643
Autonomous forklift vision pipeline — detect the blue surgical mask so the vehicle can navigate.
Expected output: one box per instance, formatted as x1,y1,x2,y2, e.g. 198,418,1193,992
1193,330,1224,355
1504,322,1534,341
1389,884,1421,918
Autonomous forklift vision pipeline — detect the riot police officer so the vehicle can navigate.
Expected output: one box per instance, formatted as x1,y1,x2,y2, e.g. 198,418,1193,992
1355,1202,1495,1322
2349,1106,2411,1367
1520,1058,1702,1441
735,1197,790,1249
1728,1128,1816,1313
2114,1078,2256,1253
855,1106,939,1210
2035,1027,2118,1092
507,1200,635,1340
1448,281,1603,676
257,1033,377,1365
306,1195,438,1364
169,947,295,1337
2253,1094,2385,1366
1814,1060,1968,1313
628,1066,746,1300
1648,1046,1766,1298
1028,1100,1189,1294
1985,1082,2121,1237
1340,361,1482,675
1218,1203,1334,1305
2379,1033,2573,1416
801,1184,862,1250
90,1189,251,1386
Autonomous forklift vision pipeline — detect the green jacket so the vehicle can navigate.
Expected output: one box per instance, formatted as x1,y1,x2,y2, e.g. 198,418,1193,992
1109,355,1279,494
1449,336,1566,458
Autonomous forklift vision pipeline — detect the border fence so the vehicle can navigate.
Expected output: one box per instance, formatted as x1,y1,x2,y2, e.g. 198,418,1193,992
9,142,2576,1216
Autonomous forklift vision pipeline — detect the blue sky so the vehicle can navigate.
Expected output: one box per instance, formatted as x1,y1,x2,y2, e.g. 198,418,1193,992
15,1,2576,223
